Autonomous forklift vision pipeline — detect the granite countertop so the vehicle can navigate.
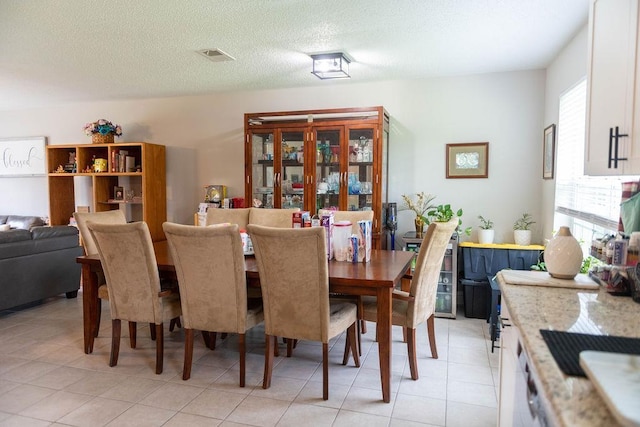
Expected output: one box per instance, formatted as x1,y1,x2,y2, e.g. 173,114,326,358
496,271,640,427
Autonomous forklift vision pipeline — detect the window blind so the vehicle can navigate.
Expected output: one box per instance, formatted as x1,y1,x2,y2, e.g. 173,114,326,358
554,79,634,234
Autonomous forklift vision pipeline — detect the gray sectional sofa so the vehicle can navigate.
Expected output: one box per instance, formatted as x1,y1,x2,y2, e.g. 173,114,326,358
0,215,83,311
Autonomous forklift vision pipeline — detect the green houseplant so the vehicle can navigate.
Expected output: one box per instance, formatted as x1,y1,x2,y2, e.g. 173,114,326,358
427,204,471,237
477,215,495,244
513,213,535,246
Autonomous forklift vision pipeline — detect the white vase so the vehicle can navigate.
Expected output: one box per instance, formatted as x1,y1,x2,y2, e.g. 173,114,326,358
514,230,532,246
478,229,495,245
545,226,583,279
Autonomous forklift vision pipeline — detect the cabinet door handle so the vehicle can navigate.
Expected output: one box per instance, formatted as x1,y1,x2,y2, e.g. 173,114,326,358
608,127,614,169
609,126,629,169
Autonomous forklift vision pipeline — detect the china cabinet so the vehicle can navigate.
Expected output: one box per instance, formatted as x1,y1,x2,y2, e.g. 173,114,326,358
404,232,458,318
46,142,166,241
244,107,389,248
585,0,640,175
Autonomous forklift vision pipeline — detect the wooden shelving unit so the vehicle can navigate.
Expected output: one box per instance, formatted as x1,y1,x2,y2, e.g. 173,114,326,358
46,142,166,241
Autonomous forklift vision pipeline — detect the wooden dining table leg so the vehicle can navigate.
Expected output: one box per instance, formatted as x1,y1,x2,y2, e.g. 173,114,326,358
82,264,99,354
376,286,393,403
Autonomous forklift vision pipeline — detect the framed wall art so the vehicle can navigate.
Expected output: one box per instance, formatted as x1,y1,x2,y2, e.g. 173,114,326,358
446,142,489,179
543,124,556,179
0,136,47,176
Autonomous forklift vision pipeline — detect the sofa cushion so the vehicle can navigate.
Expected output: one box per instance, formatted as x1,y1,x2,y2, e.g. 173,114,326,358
0,224,10,232
0,227,80,260
7,215,44,230
0,215,7,225
249,208,300,228
32,225,79,240
0,229,31,244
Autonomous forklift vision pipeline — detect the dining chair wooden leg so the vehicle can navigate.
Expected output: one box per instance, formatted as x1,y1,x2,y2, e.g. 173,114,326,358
407,327,418,380
109,319,121,367
150,323,156,341
361,319,367,334
274,337,279,357
402,326,408,343
155,323,164,374
93,301,102,337
183,328,194,380
129,321,137,348
239,333,246,387
322,342,329,400
286,338,294,357
169,317,181,332
201,331,211,348
210,332,217,350
356,319,362,356
263,334,275,389
344,323,361,367
427,314,438,359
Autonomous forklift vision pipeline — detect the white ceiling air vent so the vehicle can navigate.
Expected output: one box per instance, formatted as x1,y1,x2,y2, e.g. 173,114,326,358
196,48,235,62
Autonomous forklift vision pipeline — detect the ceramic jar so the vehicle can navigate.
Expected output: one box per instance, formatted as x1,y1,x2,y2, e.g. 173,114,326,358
545,226,583,279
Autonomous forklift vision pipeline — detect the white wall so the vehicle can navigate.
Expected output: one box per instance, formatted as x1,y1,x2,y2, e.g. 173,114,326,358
0,70,546,242
542,25,589,240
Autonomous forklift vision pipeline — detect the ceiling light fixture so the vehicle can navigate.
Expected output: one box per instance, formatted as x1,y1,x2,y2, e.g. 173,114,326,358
310,52,351,80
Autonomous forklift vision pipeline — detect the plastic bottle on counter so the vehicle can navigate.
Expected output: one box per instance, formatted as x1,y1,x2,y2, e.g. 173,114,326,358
613,236,628,266
605,236,615,265
627,244,639,266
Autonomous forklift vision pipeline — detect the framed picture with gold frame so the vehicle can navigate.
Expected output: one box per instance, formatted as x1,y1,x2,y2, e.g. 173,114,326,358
446,142,489,179
543,124,556,180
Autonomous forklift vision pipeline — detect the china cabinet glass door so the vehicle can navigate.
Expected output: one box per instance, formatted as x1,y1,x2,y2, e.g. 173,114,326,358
280,130,305,209
347,126,375,211
250,131,275,208
315,128,343,213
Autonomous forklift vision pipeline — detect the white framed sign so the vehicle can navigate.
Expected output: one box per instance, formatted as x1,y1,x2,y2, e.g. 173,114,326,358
0,137,47,176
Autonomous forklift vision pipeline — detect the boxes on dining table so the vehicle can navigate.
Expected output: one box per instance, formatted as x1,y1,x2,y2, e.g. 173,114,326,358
321,212,334,259
292,211,311,228
357,220,372,262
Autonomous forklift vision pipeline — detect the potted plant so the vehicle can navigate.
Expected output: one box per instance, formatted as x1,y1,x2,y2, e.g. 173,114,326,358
427,204,471,237
477,215,495,244
513,213,535,246
401,192,437,238
83,119,122,144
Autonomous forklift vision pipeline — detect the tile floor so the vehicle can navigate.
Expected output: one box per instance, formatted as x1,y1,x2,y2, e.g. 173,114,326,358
0,294,499,427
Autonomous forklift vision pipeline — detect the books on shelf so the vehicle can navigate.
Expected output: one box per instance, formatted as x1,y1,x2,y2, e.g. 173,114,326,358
110,149,138,172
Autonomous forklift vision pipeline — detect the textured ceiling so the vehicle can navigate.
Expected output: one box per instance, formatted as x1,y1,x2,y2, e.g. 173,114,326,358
0,0,589,111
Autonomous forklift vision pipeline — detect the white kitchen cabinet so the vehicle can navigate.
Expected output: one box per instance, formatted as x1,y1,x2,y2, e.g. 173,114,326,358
585,0,640,175
497,303,518,426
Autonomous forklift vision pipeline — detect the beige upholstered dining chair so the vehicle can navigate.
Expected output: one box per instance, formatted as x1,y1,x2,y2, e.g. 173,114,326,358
162,222,264,384
206,208,250,228
361,217,458,380
318,209,374,338
247,224,360,400
87,221,182,374
74,210,127,337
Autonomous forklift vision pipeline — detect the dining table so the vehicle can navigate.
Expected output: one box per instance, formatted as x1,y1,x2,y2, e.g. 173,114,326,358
76,240,414,403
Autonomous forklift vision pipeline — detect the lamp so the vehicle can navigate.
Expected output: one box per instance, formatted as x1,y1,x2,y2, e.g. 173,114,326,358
310,52,350,80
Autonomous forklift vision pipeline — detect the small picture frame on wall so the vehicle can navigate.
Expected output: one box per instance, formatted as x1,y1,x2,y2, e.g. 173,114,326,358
113,186,124,201
446,142,489,178
543,124,556,180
